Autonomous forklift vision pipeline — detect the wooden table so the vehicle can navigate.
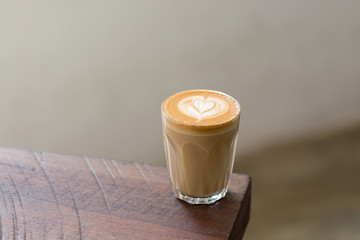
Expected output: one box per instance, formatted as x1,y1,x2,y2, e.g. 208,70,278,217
0,148,251,239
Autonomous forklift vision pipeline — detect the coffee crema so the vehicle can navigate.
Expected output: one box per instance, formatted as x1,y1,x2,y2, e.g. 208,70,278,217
162,90,240,129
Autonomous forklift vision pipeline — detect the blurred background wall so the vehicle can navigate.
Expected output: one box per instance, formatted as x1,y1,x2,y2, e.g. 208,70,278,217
1,1,360,239
1,0,359,163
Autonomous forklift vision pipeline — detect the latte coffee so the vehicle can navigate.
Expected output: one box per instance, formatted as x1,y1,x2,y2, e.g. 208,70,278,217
162,90,240,204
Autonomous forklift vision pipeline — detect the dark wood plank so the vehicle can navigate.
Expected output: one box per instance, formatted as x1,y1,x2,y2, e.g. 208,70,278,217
0,147,250,239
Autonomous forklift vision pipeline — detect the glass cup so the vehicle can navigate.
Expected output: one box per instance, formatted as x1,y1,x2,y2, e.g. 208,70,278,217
161,90,240,204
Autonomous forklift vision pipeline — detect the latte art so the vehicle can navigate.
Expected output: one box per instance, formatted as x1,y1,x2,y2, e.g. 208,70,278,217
178,96,229,122
162,89,240,127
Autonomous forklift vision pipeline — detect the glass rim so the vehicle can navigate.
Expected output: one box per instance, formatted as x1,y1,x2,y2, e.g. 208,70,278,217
161,89,241,129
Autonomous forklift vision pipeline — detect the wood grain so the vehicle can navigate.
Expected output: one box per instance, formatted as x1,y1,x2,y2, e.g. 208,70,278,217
0,148,251,239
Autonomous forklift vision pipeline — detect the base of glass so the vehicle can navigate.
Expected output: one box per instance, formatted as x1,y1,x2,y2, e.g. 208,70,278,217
174,188,228,205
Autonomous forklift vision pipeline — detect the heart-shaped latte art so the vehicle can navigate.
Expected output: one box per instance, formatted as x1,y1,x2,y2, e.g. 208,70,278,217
194,99,214,113
178,96,229,121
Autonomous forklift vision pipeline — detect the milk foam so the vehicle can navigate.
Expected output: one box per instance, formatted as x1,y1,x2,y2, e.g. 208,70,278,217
178,96,229,122
163,89,240,129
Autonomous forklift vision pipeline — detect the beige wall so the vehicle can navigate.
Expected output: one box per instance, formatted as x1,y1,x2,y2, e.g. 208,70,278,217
1,0,360,164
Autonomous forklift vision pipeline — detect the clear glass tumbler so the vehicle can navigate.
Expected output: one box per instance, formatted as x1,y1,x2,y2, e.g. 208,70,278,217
162,90,240,204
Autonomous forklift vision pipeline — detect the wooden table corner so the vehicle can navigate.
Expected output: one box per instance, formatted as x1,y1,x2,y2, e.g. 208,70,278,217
0,147,251,239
